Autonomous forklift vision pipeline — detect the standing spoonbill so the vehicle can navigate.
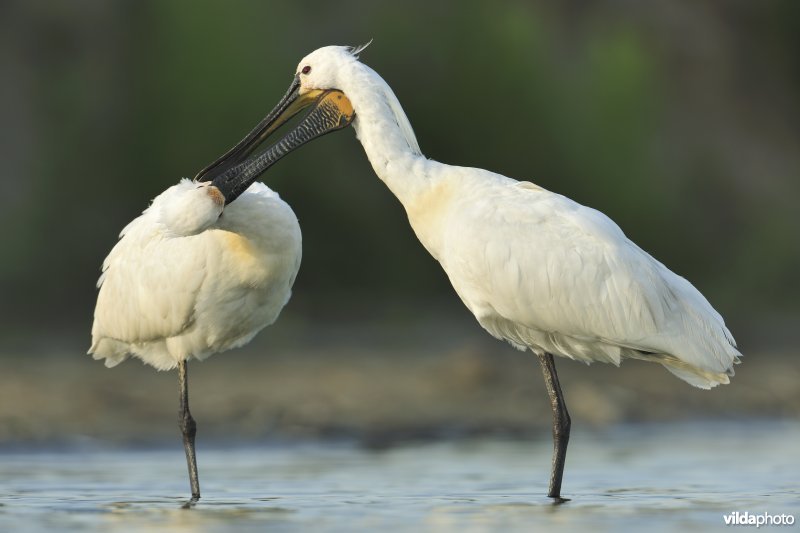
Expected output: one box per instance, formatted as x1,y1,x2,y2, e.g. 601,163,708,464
229,45,741,501
88,90,355,504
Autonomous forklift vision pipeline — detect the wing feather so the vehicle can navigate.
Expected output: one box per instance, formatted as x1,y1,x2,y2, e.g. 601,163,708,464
90,208,207,348
440,174,740,386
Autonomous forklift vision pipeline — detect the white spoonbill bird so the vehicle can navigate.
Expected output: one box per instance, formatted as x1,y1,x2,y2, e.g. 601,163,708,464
88,91,355,504
237,45,742,501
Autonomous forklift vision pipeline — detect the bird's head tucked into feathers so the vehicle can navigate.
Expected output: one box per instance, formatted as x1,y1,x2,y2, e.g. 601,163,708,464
157,180,223,237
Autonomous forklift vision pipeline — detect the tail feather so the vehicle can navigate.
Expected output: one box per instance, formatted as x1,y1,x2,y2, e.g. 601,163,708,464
661,361,732,389
88,338,129,368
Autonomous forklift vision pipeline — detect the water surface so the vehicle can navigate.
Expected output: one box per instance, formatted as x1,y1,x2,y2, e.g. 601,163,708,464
1,420,797,532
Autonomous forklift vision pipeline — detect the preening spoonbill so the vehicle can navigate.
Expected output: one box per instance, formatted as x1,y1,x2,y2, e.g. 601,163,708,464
241,45,742,501
88,91,355,504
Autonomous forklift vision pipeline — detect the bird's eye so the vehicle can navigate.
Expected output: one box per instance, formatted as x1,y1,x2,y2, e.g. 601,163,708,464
301,65,311,75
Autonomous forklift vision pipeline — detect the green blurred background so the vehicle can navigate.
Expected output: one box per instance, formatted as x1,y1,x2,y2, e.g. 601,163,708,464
0,1,798,446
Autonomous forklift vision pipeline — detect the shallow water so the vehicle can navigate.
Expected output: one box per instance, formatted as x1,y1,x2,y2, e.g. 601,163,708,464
1,421,797,532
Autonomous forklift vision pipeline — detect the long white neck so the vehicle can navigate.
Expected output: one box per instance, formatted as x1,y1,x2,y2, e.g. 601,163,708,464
340,62,436,206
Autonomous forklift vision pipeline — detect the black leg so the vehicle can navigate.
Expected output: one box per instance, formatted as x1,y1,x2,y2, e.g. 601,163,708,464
178,360,200,506
536,352,571,503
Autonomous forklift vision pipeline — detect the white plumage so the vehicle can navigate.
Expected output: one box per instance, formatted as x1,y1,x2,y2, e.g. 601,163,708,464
88,116,303,504
292,46,740,388
273,45,742,499
430,171,739,388
89,179,301,371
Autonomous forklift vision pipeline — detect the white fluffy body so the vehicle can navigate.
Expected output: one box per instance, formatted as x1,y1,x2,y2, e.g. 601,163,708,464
89,180,301,370
294,46,741,388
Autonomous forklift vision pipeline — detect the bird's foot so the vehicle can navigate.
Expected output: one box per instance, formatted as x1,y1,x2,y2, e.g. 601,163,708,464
181,496,200,509
549,495,571,505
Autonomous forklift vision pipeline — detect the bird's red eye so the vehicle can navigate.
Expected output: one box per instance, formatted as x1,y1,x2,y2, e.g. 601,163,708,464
301,65,311,75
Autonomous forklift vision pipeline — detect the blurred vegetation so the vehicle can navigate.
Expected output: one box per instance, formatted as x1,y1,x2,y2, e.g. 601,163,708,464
1,0,799,347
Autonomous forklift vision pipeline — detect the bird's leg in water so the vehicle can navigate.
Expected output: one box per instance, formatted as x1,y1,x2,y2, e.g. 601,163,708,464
537,352,571,503
178,360,200,506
